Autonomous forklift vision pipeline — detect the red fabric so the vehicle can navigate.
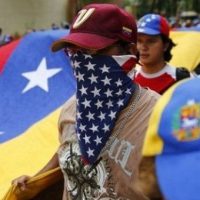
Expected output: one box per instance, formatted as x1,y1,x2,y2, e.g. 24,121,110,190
160,16,170,37
0,39,20,74
122,57,137,73
53,4,137,51
135,72,176,94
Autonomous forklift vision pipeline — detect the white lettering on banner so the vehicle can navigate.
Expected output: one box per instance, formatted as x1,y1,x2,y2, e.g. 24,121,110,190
108,139,135,176
73,8,95,29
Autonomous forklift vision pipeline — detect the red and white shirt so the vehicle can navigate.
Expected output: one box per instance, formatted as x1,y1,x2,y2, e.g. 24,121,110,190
132,64,177,94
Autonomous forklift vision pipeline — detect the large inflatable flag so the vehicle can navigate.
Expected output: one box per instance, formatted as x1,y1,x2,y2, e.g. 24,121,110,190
143,77,200,200
0,29,76,198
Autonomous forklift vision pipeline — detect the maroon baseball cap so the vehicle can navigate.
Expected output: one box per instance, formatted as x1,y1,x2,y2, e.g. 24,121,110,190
52,4,137,52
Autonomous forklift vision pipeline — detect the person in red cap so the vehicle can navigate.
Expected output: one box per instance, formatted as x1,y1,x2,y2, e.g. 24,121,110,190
12,4,159,200
130,13,191,95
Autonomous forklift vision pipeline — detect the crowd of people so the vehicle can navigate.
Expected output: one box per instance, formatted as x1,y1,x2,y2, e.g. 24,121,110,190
0,28,14,47
0,21,69,47
1,2,200,200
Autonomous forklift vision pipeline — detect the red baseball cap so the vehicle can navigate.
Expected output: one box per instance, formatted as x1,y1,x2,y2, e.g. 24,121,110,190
52,4,137,52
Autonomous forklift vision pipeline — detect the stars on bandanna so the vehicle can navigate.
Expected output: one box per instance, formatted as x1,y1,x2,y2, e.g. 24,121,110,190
101,76,111,86
85,61,96,71
100,64,110,73
70,52,136,164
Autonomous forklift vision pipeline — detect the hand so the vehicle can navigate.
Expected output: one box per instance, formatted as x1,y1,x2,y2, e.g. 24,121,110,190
12,175,31,191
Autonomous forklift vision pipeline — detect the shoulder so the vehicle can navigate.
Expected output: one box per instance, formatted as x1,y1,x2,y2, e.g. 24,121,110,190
58,95,76,143
60,95,76,114
58,95,76,127
140,86,160,102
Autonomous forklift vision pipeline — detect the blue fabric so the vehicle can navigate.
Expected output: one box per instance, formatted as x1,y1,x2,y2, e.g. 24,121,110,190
0,29,76,143
137,14,162,35
156,152,200,200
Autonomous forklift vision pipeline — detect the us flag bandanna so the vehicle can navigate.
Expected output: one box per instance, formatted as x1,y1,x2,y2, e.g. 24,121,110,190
69,52,137,164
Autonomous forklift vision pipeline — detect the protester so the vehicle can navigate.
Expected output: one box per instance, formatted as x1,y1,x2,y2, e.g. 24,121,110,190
131,13,192,200
131,13,191,95
12,4,159,200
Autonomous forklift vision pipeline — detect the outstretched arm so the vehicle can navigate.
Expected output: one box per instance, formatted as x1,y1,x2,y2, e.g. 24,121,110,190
12,152,60,190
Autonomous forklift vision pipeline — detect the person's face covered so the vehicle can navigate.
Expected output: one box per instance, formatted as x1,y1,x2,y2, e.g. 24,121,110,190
65,46,138,164
65,41,137,56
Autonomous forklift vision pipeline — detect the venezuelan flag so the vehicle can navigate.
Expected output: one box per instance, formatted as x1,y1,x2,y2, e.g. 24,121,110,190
0,29,76,199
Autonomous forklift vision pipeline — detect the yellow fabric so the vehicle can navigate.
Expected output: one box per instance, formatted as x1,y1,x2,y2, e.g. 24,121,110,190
0,108,61,199
2,167,62,200
170,31,200,71
142,82,182,156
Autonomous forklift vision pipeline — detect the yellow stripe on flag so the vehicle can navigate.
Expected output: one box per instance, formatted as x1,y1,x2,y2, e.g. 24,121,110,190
170,31,200,71
142,82,183,156
2,167,62,200
0,107,61,199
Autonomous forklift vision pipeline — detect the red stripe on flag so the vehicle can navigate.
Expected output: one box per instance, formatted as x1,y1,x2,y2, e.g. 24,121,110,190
0,39,21,74
122,57,137,73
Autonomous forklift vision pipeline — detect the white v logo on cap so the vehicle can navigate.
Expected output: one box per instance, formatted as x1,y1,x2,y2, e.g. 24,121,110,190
73,8,95,29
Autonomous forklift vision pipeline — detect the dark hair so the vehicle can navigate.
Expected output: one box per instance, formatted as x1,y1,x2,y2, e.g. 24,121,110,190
160,34,176,62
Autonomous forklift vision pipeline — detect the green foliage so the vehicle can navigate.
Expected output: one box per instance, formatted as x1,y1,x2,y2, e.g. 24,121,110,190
125,0,200,17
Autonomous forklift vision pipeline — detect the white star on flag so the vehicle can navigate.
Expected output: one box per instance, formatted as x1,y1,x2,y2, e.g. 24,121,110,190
82,98,91,108
94,136,102,145
73,60,81,68
84,54,92,59
125,88,132,94
22,58,61,93
116,89,123,96
77,111,82,119
95,99,103,109
85,61,95,71
101,76,111,85
79,85,88,95
91,87,101,97
79,123,86,132
98,112,106,121
106,100,113,108
115,78,123,86
105,89,113,97
88,73,98,84
117,99,124,107
83,134,91,144
87,148,94,157
76,72,84,81
100,64,110,73
102,124,109,132
89,124,98,133
109,111,117,120
86,111,95,121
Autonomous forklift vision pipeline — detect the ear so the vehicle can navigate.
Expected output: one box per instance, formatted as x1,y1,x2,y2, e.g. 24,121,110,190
163,42,169,52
